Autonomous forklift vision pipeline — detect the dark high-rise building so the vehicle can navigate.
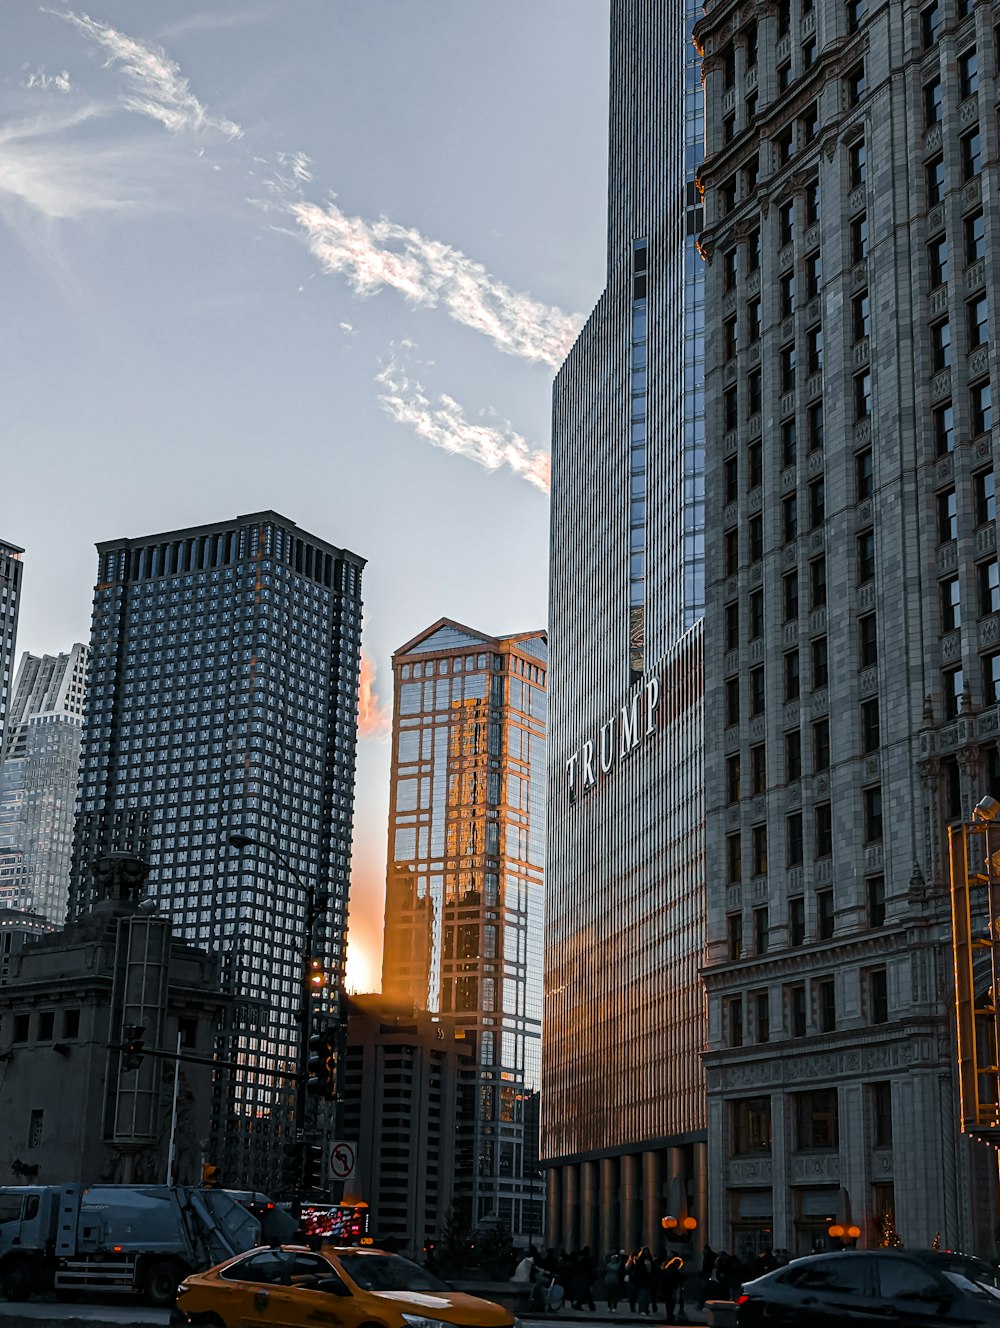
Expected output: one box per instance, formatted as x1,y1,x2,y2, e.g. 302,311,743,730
0,540,24,765
0,645,88,923
70,512,364,1189
382,620,546,1239
543,1,707,1254
696,0,997,1254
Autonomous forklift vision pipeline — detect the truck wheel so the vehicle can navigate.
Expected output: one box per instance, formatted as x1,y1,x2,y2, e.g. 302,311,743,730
0,1263,31,1302
143,1260,181,1307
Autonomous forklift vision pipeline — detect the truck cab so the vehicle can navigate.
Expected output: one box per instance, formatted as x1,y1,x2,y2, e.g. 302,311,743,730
0,1187,53,1300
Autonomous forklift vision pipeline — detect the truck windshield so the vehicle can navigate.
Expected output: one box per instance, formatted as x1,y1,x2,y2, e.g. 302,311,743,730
337,1254,449,1293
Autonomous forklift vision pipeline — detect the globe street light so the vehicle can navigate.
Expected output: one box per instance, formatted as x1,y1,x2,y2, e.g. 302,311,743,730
226,832,330,1201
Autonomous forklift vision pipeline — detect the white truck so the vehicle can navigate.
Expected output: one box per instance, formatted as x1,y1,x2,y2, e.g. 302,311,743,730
0,1183,261,1306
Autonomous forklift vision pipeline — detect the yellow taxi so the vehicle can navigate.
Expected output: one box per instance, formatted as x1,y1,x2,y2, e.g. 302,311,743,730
172,1244,520,1328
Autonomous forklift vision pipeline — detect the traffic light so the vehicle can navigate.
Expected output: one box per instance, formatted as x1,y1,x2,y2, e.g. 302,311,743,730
121,1024,146,1071
306,1030,337,1099
303,1142,324,1190
309,958,325,989
201,1163,221,1188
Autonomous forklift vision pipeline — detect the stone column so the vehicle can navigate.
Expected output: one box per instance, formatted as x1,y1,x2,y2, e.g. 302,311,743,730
693,1141,708,1256
581,1159,599,1253
563,1162,580,1253
546,1168,563,1252
621,1152,641,1252
600,1156,619,1256
642,1149,663,1251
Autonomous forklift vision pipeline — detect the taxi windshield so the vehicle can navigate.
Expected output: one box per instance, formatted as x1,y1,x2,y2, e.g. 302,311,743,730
337,1253,449,1293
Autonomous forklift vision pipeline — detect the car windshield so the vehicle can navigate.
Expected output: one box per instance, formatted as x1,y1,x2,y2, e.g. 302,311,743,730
337,1254,449,1293
944,1272,1000,1301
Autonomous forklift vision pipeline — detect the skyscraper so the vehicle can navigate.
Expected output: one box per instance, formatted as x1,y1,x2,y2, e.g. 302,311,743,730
382,619,546,1239
70,512,364,1189
0,540,24,765
0,645,89,923
544,1,707,1253
697,0,996,1252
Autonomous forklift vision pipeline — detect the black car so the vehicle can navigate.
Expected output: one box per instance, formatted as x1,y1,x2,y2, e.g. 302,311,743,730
735,1249,1000,1327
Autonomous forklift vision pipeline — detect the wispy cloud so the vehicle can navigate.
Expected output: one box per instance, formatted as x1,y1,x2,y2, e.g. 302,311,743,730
357,652,391,741
291,199,581,369
23,65,72,93
376,353,550,493
56,9,242,139
155,6,277,42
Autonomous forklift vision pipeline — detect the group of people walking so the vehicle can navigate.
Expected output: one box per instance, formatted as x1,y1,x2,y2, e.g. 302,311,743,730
601,1248,687,1318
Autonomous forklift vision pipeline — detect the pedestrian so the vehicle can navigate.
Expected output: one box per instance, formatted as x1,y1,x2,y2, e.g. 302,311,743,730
633,1246,653,1315
661,1255,684,1320
604,1249,624,1312
625,1250,639,1313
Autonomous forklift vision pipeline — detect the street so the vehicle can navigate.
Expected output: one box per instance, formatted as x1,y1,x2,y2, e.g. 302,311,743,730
0,1309,710,1328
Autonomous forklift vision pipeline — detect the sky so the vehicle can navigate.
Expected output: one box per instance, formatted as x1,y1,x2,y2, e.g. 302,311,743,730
0,1,610,991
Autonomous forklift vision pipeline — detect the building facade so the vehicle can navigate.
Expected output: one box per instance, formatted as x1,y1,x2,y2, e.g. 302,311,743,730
0,907,58,986
341,994,475,1256
381,620,546,1239
0,645,89,923
0,540,24,766
696,0,998,1254
69,512,365,1190
543,0,708,1255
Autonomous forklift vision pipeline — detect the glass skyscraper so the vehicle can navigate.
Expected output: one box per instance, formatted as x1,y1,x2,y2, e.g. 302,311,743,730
69,511,364,1189
0,540,24,767
0,645,88,923
382,619,546,1239
544,0,707,1254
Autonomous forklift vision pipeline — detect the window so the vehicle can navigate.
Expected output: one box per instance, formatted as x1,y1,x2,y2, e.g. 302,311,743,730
787,811,803,866
813,717,830,772
959,48,979,100
723,248,738,291
806,251,822,297
726,676,741,725
856,447,873,499
747,297,761,344
724,386,739,431
748,368,762,414
749,514,763,562
803,38,816,69
938,488,958,543
747,227,761,272
818,978,836,1032
848,140,867,188
817,888,835,939
750,666,765,716
816,802,832,857
944,664,964,719
37,1012,54,1042
733,1097,771,1154
807,326,823,375
861,697,880,752
924,77,942,127
12,1014,28,1043
795,1089,838,1149
789,896,806,946
976,469,996,526
750,742,766,795
983,651,1000,705
726,753,741,803
864,785,883,842
784,650,801,702
807,401,824,452
777,1,790,36
725,995,744,1048
979,559,1000,616
781,343,796,393
723,112,736,144
724,528,739,575
779,270,796,318
800,104,819,144
925,155,945,206
872,1081,893,1147
851,213,868,262
776,125,794,165
722,44,736,90
962,128,982,180
785,729,802,781
782,494,798,544
777,59,792,92
846,63,865,107
922,2,940,49
781,418,797,467
859,612,878,667
778,199,795,246
783,570,799,623
846,0,865,33
868,968,889,1024
968,296,989,350
854,371,872,420
941,576,961,631
749,589,764,641
725,600,740,649
727,908,743,954
931,318,951,370
867,875,886,927
789,984,807,1038
62,1009,81,1040
858,530,876,584
725,456,739,504
811,636,828,688
852,290,870,342
720,177,737,215
810,556,827,607
809,478,825,528
934,401,954,455
754,992,770,1044
965,210,985,265
748,439,763,488
972,380,993,435
753,904,769,951
724,316,738,361
805,178,819,226
745,23,759,69
928,236,948,288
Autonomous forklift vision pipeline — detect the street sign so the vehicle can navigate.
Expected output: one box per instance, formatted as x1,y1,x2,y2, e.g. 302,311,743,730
329,1140,357,1181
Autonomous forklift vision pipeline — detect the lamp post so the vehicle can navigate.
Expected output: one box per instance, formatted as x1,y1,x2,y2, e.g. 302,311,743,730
227,832,329,1206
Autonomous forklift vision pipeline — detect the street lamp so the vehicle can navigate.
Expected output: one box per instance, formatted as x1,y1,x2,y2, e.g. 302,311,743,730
227,832,330,1204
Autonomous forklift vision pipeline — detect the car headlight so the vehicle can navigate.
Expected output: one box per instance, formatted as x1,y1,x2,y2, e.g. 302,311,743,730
400,1315,449,1328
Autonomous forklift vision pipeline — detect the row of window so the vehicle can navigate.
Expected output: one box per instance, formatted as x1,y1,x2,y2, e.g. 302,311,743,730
725,787,883,883
724,968,888,1053
729,1078,892,1160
